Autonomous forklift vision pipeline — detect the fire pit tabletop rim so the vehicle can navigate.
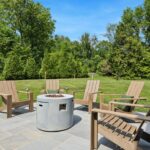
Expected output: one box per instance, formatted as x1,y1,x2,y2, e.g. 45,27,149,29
37,94,74,100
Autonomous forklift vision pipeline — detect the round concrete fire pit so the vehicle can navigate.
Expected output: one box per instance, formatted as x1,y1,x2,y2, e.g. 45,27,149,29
36,94,74,131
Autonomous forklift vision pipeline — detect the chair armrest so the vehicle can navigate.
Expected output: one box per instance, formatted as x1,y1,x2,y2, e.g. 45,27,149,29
92,108,150,121
17,91,33,94
100,93,123,96
138,97,147,100
112,97,147,101
110,101,150,108
0,92,11,96
18,91,33,102
112,97,136,101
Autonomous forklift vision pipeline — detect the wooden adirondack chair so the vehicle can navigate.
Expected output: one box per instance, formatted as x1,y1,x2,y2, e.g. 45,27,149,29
74,80,100,112
100,81,146,112
91,105,150,150
41,79,60,94
46,79,60,93
0,81,33,118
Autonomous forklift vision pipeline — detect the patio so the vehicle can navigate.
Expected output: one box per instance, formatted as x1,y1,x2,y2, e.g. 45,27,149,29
0,104,150,150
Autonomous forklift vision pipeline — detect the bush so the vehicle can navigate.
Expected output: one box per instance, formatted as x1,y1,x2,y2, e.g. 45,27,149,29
2,53,24,79
24,57,39,79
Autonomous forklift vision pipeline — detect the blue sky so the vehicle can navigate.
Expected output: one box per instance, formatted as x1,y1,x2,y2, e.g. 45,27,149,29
34,0,144,41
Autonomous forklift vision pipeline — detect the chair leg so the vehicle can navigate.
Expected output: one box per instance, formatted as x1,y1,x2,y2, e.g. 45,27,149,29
91,111,98,150
28,92,33,112
29,101,33,112
88,103,92,113
7,95,12,118
88,94,93,113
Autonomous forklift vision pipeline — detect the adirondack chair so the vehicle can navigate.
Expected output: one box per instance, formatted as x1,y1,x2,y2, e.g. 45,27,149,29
74,80,100,112
0,81,33,118
100,81,146,112
41,79,60,94
91,105,150,150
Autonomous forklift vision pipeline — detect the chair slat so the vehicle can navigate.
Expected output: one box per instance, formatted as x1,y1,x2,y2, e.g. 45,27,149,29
46,79,59,91
128,126,137,135
11,81,19,102
109,117,120,125
101,115,115,125
113,119,124,128
126,81,144,99
83,80,100,102
123,124,132,132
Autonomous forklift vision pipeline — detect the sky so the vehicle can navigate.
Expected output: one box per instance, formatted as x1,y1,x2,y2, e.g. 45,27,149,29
34,0,144,41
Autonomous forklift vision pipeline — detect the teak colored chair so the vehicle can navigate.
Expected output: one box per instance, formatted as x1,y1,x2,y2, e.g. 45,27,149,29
0,81,33,118
91,105,150,150
74,80,100,112
100,81,146,112
46,79,60,93
41,79,60,94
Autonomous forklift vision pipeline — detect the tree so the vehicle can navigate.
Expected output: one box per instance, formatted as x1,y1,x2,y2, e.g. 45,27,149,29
2,53,24,79
80,33,96,59
24,57,38,79
0,53,4,75
104,24,117,43
143,0,150,46
140,48,150,79
40,51,60,79
110,8,144,79
1,0,55,64
96,40,112,58
0,0,17,56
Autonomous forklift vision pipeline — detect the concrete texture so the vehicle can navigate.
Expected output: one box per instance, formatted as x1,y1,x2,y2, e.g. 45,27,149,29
0,104,150,150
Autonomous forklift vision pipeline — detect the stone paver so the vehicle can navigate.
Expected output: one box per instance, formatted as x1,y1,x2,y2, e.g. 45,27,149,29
0,104,149,150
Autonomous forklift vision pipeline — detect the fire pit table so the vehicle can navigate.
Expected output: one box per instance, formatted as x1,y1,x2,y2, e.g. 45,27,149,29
36,94,74,131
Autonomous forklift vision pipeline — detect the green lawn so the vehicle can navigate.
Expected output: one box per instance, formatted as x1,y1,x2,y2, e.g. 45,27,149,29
1,75,150,111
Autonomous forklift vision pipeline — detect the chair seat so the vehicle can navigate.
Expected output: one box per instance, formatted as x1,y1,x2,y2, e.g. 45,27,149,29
99,115,137,140
98,114,138,150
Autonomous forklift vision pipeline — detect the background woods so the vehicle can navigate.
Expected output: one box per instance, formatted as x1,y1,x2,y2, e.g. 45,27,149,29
0,0,150,80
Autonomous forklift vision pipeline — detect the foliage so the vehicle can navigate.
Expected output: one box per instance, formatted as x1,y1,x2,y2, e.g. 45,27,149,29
0,53,4,74
39,35,89,79
104,24,117,43
109,6,150,79
0,0,150,80
24,57,38,79
0,0,55,64
2,52,24,79
143,0,150,46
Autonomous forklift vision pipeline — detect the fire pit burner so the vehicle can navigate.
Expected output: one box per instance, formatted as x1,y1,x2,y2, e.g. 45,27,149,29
36,94,74,131
45,94,64,98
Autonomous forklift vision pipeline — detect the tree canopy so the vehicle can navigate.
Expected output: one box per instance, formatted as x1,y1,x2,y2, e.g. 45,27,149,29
0,0,150,79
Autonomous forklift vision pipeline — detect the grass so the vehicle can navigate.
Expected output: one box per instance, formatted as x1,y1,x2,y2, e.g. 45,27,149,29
1,75,150,111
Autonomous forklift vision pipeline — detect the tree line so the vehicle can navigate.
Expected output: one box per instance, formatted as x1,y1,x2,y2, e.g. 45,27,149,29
0,0,150,80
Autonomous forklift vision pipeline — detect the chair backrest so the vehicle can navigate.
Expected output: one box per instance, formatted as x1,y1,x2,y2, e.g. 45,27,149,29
0,81,19,102
126,81,144,99
46,79,59,91
83,80,100,102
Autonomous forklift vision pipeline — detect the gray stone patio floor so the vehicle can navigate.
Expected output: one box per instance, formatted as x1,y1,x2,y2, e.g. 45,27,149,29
0,104,150,150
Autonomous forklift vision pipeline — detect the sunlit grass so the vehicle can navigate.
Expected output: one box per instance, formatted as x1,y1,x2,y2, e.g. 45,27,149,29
0,75,150,112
